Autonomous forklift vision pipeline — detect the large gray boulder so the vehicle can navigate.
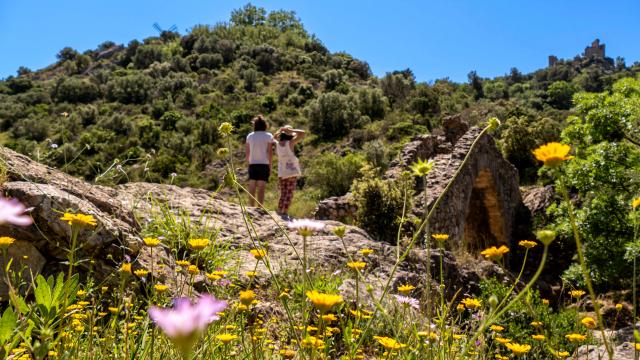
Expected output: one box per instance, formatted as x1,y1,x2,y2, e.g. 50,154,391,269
0,146,508,301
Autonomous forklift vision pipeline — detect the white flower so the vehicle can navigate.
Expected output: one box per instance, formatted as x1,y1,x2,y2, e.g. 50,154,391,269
50,143,58,149
287,219,324,237
393,295,420,310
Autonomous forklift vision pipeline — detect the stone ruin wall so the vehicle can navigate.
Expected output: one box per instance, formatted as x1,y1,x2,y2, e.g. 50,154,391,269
314,117,530,252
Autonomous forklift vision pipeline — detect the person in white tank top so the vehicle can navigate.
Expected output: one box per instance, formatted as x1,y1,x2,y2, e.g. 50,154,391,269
274,125,305,219
245,115,274,207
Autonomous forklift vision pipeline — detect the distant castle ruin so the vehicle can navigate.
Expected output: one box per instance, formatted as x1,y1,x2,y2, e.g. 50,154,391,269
548,39,606,66
584,39,606,58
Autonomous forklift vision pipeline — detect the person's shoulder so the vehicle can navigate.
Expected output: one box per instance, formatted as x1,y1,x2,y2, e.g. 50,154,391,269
246,132,255,142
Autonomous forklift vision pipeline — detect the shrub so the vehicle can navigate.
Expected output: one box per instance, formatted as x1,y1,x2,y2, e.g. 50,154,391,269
133,45,165,69
380,71,414,106
6,76,33,94
353,88,386,120
362,140,389,171
498,116,560,182
259,94,277,113
322,69,343,91
351,168,412,244
347,59,371,80
54,77,99,103
306,152,366,198
10,116,49,141
214,73,238,94
251,45,279,74
386,120,427,141
106,74,153,104
136,117,162,148
305,92,365,140
196,53,223,70
546,81,576,110
159,111,184,130
242,69,259,92
57,47,79,62
483,80,508,100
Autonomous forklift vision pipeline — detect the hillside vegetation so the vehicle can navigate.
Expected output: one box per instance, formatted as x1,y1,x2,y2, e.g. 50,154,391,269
1,4,638,190
1,3,640,288
1,4,640,360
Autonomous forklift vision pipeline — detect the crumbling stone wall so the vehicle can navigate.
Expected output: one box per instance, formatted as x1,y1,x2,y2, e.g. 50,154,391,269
315,117,530,252
314,195,356,222
413,126,528,251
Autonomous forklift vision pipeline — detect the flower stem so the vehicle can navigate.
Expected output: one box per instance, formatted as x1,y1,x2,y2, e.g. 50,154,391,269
67,226,79,280
560,186,613,359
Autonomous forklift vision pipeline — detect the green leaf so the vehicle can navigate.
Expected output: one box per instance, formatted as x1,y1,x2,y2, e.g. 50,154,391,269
51,273,65,305
8,289,28,315
34,275,52,311
0,307,17,343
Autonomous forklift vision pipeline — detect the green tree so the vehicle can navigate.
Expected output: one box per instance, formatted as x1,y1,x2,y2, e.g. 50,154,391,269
555,77,640,288
380,71,414,106
468,70,484,100
410,84,440,119
305,92,365,140
230,4,267,26
57,47,79,62
546,81,576,110
266,10,305,32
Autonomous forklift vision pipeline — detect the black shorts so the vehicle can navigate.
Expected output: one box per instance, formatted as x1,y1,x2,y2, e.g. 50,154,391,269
248,164,270,182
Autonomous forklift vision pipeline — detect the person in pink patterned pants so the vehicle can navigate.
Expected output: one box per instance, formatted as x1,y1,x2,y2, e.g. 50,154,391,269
275,125,305,219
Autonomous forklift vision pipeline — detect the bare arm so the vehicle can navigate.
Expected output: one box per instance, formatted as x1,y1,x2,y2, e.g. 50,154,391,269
287,128,306,147
267,141,273,167
245,142,250,163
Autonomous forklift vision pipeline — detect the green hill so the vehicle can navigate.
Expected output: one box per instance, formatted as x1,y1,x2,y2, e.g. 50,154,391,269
0,4,638,202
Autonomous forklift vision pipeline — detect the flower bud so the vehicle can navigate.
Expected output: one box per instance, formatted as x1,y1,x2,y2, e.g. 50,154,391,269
218,122,233,137
536,230,557,246
333,226,346,238
217,147,229,157
488,295,499,310
487,117,501,130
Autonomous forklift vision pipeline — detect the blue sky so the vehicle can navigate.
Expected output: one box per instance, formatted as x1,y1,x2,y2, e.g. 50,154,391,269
1,0,639,82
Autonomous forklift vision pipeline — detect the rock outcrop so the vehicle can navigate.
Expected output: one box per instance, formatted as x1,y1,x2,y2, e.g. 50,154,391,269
0,146,508,301
315,117,530,253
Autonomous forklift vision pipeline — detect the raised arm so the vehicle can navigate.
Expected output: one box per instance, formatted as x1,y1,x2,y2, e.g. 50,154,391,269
288,128,306,146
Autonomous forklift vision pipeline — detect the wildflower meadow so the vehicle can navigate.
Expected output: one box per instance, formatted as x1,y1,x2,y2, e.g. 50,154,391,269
0,118,637,360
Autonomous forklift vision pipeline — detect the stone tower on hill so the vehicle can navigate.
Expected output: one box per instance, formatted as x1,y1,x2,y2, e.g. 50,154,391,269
584,39,605,59
548,39,606,66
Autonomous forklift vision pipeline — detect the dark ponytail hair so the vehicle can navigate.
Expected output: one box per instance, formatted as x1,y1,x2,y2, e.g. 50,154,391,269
253,115,267,131
279,132,294,141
